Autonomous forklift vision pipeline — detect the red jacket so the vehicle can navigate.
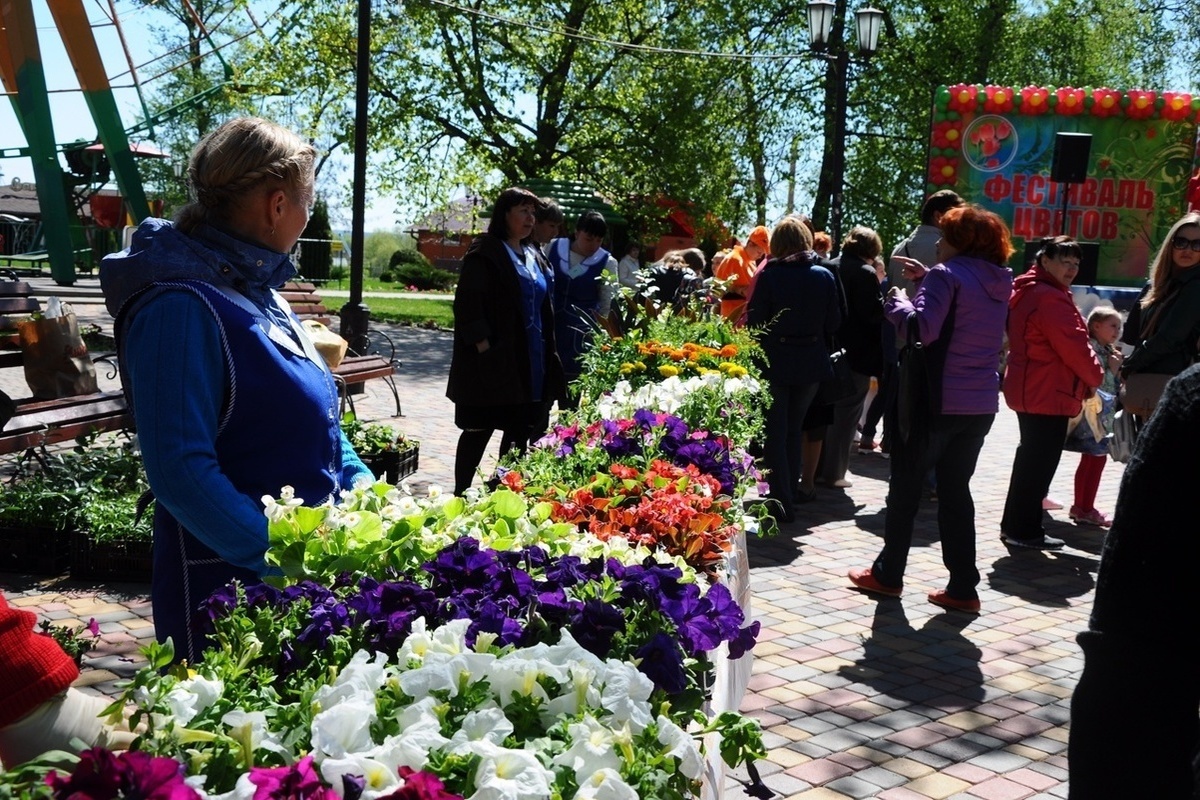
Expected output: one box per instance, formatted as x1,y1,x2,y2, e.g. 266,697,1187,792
1003,265,1102,417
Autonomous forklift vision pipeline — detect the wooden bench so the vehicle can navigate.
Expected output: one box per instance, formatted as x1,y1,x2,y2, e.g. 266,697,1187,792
1,278,133,458
281,281,403,417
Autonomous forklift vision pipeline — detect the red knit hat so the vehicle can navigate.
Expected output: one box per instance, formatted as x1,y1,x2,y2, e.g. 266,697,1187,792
0,595,79,727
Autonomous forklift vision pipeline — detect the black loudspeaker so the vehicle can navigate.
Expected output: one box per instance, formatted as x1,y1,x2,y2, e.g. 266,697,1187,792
1022,240,1099,286
1050,132,1092,184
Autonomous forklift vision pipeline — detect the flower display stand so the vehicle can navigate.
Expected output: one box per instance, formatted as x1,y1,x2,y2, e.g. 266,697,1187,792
0,526,72,575
361,444,419,484
70,532,153,583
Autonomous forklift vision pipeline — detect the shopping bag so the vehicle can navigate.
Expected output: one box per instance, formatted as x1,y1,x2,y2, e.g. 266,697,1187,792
301,319,349,369
1108,408,1137,464
1119,372,1172,419
16,298,98,399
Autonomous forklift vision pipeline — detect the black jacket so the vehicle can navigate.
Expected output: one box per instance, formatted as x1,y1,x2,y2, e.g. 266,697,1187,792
446,234,564,407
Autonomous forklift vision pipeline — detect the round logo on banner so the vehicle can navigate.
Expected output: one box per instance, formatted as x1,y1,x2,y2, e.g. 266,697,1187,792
961,115,1019,173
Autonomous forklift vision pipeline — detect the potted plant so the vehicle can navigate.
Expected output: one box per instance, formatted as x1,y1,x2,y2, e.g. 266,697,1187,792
340,413,419,483
69,491,153,582
0,473,75,574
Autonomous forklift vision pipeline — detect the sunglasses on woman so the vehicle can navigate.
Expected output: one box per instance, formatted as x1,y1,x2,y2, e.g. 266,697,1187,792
1171,235,1200,252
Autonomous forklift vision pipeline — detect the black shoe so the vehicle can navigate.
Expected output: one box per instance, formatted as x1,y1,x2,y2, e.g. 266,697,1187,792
1001,533,1065,551
792,485,817,504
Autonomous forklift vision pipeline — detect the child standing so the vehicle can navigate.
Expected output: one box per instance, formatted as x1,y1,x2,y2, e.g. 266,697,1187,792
1067,306,1123,527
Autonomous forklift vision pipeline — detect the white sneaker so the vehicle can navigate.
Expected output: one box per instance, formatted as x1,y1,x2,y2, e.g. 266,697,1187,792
1041,496,1064,511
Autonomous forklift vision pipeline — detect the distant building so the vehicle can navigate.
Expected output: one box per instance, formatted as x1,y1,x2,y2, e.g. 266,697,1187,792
407,195,486,273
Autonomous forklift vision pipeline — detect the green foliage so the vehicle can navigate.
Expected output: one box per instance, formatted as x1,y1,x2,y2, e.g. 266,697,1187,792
378,271,395,282
388,248,433,270
0,440,149,540
393,262,457,291
339,413,415,455
363,230,409,275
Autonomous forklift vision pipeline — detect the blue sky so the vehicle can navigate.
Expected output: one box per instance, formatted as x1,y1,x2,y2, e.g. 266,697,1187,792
0,0,402,231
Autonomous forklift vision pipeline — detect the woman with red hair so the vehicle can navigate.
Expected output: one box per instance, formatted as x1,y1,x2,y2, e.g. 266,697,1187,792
849,205,1014,613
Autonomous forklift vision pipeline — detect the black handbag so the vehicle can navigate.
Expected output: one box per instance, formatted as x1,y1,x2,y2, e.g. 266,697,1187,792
896,316,929,444
817,344,856,405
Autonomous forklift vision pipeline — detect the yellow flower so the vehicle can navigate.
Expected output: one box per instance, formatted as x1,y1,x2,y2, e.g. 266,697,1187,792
634,361,647,372
728,365,748,378
659,365,680,378
619,362,636,375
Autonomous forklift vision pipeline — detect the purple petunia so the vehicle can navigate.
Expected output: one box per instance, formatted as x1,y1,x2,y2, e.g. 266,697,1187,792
635,632,688,695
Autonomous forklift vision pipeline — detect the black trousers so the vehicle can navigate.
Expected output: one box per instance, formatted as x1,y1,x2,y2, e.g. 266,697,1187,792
1000,412,1069,540
874,413,994,599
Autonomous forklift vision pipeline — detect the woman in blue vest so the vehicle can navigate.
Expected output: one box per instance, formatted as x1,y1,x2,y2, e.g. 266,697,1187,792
100,118,372,663
546,210,617,406
446,187,564,495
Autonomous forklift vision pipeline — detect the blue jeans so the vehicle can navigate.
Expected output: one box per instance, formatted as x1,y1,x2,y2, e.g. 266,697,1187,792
873,413,995,599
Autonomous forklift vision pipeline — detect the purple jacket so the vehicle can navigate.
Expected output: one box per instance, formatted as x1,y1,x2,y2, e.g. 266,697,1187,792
885,254,1013,415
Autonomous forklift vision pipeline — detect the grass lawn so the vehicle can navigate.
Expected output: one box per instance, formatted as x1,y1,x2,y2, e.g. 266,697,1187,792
328,295,454,329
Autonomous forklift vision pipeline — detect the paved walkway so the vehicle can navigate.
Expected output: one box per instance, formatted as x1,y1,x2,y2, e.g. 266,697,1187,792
2,276,1112,799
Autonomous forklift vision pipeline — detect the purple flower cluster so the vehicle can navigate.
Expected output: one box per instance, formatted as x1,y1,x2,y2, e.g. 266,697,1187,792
535,409,750,494
201,539,758,695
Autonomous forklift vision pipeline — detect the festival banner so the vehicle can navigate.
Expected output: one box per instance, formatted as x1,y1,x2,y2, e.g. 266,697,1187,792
928,84,1200,286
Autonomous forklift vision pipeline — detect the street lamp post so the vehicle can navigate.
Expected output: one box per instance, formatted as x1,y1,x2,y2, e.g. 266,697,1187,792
806,0,883,253
339,0,373,356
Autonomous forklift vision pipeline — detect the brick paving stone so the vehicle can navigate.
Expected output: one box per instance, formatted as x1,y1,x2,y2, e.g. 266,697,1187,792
968,775,1040,800
786,758,857,785
823,774,891,798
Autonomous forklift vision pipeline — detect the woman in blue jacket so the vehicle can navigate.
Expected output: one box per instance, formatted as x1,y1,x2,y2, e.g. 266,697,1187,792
101,118,371,663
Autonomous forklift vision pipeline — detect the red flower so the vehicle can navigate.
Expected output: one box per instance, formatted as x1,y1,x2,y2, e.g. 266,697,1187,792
1019,85,1050,115
1161,92,1193,122
500,470,525,493
1091,87,1122,118
610,463,640,480
931,120,963,150
1126,90,1157,120
946,83,978,113
983,85,1014,113
1056,87,1086,116
929,156,958,186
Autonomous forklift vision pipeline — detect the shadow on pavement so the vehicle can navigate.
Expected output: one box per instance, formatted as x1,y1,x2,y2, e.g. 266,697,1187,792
838,600,985,706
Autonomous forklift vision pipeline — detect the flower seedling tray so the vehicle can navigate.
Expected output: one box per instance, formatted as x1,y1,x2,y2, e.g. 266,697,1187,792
70,531,153,583
362,444,419,484
0,526,72,575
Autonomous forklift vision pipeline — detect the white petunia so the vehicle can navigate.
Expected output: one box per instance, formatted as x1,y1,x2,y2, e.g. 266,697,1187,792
426,484,445,501
447,707,514,755
468,742,555,800
352,471,376,491
162,674,224,726
572,768,639,800
310,698,377,760
313,650,388,708
553,716,623,781
376,708,451,770
201,772,255,800
598,661,654,733
319,753,401,799
222,709,287,756
656,715,703,780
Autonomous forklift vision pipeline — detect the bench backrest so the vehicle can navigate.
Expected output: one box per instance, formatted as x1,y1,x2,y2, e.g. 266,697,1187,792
279,281,332,326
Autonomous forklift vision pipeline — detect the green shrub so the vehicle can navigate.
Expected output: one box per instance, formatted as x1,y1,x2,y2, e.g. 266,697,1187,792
388,249,433,270
394,262,457,291
379,271,395,283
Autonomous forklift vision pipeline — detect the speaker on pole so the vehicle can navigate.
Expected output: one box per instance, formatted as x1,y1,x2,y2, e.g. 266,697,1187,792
1050,132,1092,184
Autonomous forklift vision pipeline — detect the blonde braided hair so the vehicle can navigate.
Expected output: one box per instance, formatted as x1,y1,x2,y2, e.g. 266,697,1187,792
175,117,316,235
